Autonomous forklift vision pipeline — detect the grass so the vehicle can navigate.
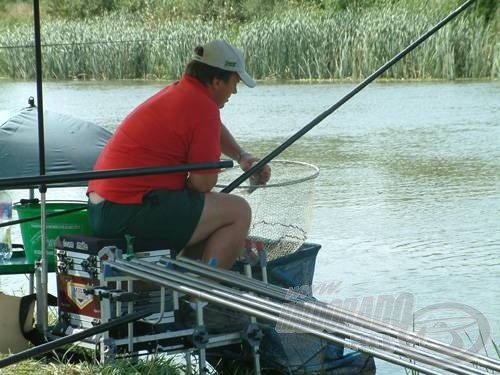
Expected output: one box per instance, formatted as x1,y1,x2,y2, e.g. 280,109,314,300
0,3,497,81
0,302,186,374
493,339,500,359
0,352,185,374
403,327,500,375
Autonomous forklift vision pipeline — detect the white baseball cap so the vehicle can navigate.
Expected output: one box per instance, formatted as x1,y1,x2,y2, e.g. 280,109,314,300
192,39,256,88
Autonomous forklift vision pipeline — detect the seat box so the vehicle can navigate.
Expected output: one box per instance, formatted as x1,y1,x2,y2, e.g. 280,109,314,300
55,235,173,328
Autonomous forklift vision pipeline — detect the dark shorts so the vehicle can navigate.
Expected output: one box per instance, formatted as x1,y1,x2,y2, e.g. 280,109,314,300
87,189,205,250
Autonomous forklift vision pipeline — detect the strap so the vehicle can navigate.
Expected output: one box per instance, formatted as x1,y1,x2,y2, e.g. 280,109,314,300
19,293,58,346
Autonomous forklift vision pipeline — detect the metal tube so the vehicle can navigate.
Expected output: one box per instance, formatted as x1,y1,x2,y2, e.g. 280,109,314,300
169,256,500,371
111,259,490,375
219,292,488,375
32,0,48,335
288,294,500,371
33,0,45,178
127,260,491,375
110,260,444,375
163,256,287,297
39,192,48,333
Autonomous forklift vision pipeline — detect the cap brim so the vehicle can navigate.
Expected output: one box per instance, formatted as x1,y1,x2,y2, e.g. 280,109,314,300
238,71,256,88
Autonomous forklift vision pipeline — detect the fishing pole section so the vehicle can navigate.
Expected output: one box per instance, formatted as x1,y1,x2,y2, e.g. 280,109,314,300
103,251,499,375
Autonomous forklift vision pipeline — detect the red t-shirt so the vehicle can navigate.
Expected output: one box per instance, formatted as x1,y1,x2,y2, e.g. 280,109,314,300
87,75,221,203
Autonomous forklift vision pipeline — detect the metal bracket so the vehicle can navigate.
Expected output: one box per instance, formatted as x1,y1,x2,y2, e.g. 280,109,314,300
242,323,264,347
100,337,117,363
192,326,209,348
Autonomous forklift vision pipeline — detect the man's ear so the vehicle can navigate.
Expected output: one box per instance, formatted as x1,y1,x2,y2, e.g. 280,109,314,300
209,77,224,89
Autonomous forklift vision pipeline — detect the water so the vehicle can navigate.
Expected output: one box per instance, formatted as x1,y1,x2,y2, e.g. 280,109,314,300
0,79,499,372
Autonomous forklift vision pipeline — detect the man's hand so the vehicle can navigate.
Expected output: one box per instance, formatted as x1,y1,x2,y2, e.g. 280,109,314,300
238,153,271,184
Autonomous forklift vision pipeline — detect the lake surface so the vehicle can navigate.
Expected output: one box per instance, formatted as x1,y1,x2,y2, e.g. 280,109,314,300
1,79,499,373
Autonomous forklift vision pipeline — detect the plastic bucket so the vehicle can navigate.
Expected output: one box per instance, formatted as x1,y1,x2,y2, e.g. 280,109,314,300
13,201,91,266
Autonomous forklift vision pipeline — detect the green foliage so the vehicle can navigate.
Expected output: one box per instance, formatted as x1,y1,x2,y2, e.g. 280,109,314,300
0,0,32,25
0,0,498,81
0,353,184,374
239,3,498,80
43,0,129,19
0,13,230,80
37,0,314,22
1,0,499,25
473,0,498,23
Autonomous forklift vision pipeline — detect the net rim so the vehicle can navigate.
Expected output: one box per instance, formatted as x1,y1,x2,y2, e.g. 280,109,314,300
216,159,319,190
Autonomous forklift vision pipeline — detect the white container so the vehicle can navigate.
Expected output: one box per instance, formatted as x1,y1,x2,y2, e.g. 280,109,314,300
0,191,13,261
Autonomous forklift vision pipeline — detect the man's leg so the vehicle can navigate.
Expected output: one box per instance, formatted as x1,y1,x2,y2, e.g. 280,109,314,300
182,192,251,269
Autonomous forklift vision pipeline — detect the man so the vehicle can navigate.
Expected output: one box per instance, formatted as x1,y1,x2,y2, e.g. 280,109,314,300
87,39,270,269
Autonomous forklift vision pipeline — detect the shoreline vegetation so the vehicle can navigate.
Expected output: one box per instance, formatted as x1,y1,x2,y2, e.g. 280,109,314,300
0,0,498,81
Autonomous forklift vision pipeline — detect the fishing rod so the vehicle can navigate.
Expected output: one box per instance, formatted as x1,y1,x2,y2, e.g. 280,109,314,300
110,257,497,374
0,160,233,229
0,161,233,190
167,256,500,371
111,259,438,374
222,0,476,193
0,307,154,369
32,0,49,335
161,256,500,372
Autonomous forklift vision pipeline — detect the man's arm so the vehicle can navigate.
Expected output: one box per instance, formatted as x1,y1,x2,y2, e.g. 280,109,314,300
220,123,271,183
187,173,218,193
220,123,247,162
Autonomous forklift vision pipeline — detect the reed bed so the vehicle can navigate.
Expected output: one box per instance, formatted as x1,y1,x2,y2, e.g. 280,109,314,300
0,5,497,81
0,14,229,80
239,5,498,80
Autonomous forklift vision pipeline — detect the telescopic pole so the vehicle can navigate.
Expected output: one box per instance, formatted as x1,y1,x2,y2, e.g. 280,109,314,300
32,0,50,335
0,160,233,228
221,0,476,194
0,308,154,369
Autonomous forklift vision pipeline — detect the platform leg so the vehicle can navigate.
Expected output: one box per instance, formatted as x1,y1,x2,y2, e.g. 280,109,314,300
29,274,34,294
253,346,262,375
99,297,114,363
199,348,207,375
194,300,208,374
35,265,43,330
242,264,263,374
127,279,134,353
185,351,192,374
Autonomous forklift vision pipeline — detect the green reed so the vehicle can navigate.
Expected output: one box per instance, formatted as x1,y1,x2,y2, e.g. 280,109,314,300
0,5,497,81
239,5,498,81
0,14,229,80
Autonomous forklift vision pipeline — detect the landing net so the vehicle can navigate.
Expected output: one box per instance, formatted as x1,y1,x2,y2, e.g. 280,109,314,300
216,160,319,261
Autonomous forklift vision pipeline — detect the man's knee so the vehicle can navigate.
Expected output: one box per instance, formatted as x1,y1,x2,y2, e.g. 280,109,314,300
231,195,251,226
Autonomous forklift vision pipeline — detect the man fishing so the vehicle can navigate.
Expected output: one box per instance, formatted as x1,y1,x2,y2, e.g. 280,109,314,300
87,39,270,269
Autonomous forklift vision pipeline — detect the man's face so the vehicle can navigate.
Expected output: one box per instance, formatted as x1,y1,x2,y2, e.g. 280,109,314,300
209,73,240,108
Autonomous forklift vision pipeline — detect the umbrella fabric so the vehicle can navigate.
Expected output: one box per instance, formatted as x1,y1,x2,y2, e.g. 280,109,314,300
0,107,111,187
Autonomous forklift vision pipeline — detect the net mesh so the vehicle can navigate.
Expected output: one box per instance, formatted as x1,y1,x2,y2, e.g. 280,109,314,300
216,160,319,261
